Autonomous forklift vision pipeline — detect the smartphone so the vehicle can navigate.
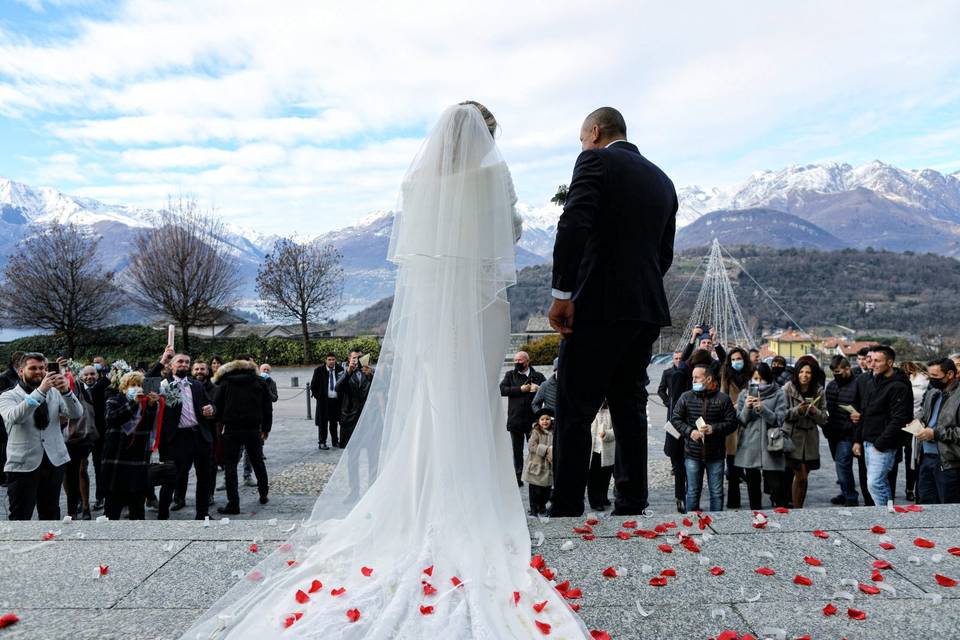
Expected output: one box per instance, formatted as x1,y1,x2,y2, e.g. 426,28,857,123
748,382,760,397
48,361,60,374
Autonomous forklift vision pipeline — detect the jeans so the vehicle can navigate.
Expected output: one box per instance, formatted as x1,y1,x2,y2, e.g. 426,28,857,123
685,457,724,512
834,440,858,503
939,467,960,504
917,452,941,504
865,442,897,506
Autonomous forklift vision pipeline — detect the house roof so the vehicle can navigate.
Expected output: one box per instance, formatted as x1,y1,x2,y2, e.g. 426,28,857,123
524,315,553,333
764,329,816,343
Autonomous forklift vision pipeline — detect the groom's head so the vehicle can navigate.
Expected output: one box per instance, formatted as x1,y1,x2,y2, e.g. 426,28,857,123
580,107,627,151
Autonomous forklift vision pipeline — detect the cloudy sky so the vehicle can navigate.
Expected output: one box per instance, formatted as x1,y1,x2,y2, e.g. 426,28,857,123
1,1,959,236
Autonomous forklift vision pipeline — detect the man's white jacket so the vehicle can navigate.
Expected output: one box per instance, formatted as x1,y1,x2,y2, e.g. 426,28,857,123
1,384,83,473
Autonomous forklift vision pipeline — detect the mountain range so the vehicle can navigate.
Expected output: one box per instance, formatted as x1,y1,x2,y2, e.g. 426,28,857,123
2,159,960,314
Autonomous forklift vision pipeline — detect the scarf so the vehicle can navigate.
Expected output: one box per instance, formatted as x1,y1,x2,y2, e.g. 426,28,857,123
18,380,49,430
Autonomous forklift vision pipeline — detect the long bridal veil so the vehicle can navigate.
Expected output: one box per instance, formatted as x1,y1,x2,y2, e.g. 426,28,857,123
183,104,589,639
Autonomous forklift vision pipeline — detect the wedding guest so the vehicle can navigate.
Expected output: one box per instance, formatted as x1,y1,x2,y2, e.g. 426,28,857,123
671,365,737,512
500,351,545,486
587,400,615,510
78,363,110,512
720,347,753,509
259,364,278,403
660,349,698,512
783,356,827,508
1,353,83,520
824,356,860,506
311,353,344,450
522,408,555,517
63,365,102,520
734,363,788,509
337,353,374,448
531,358,559,414
0,351,23,487
916,358,960,503
101,372,158,520
900,360,926,502
209,356,224,376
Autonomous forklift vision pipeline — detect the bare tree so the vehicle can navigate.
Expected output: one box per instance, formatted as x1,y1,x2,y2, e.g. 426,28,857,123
0,222,122,356
256,238,344,363
126,196,242,353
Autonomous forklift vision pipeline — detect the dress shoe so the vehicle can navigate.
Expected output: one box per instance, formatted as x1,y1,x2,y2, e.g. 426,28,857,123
217,504,241,515
676,498,687,514
844,500,860,507
319,443,330,450
830,494,845,505
81,510,92,521
92,499,105,511
170,499,186,512
216,483,226,491
259,495,269,505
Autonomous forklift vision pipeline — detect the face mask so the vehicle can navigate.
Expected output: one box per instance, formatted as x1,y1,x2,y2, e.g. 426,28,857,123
692,382,705,393
94,363,102,371
260,372,270,379
758,382,772,392
731,360,744,371
930,378,947,391
126,387,141,401
515,363,526,374
771,366,784,376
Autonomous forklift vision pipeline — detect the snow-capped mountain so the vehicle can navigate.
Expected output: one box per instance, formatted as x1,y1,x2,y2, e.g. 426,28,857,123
677,161,960,228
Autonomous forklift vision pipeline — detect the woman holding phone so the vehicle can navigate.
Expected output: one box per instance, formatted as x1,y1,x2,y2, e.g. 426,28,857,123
734,363,788,508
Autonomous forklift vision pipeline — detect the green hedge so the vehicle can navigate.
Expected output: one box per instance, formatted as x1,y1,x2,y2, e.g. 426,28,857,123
0,325,381,367
520,334,561,366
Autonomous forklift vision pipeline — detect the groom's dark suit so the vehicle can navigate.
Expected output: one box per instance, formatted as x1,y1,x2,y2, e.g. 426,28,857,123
550,140,677,516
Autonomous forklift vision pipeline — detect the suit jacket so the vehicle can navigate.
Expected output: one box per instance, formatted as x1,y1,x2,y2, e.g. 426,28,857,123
146,363,214,445
336,368,372,426
311,364,344,425
552,141,677,327
1,385,84,472
80,376,111,434
500,367,547,433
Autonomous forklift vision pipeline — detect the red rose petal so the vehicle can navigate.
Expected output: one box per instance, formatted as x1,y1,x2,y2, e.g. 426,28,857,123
361,566,373,577
773,506,790,514
569,603,581,612
420,605,434,615
533,600,548,613
682,518,693,527
859,583,880,595
654,524,668,534
658,544,673,553
42,532,55,541
513,591,521,605
563,588,583,599
602,566,618,578
451,576,463,588
248,543,258,553
616,531,631,540
716,631,738,640
635,529,659,539
873,559,892,570
283,615,296,628
346,608,361,623
622,520,637,529
914,537,936,549
535,620,552,635
331,587,346,597
709,566,725,576
871,525,886,534
540,568,555,581
755,567,776,576
848,608,867,620
423,565,433,576
649,576,668,587
948,547,960,557
823,603,838,616
586,518,600,526
871,569,885,582
880,542,896,550
682,539,701,553
581,534,597,541
752,521,768,529
907,504,924,512
793,575,813,586
573,525,593,534
295,589,310,604
590,631,611,640
813,530,829,539
935,574,959,587
98,565,109,576
555,580,570,593
423,583,437,596
661,569,677,577
308,579,323,593
531,555,546,570
0,613,19,629
803,556,822,567
286,560,297,567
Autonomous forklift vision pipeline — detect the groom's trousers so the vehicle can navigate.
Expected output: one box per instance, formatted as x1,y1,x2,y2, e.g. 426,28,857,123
551,321,660,516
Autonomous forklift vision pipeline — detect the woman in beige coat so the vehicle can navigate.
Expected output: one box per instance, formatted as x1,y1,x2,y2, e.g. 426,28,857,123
521,408,555,516
784,356,828,508
588,400,616,510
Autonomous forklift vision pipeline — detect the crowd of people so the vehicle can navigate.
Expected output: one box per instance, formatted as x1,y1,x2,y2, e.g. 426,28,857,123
0,348,276,521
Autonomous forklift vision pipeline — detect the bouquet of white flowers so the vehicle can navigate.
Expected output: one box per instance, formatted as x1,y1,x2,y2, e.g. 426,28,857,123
109,359,132,387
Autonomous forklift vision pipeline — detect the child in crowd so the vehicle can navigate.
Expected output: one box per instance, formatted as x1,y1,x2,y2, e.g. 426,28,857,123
522,408,555,517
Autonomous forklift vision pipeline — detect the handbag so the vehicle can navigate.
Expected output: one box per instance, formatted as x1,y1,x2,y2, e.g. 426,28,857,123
768,426,795,454
64,397,99,446
148,461,178,487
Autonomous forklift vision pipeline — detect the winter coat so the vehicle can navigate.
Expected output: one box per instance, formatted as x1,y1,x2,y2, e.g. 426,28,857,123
721,368,751,455
521,426,554,487
1,384,84,473
660,363,692,457
500,367,546,434
670,387,738,461
783,381,827,468
591,408,615,467
930,380,960,470
824,373,859,442
531,374,558,414
336,368,373,427
213,360,274,434
854,369,912,452
101,393,156,494
734,383,787,471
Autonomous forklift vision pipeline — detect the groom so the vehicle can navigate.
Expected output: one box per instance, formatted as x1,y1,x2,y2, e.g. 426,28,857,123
548,107,677,516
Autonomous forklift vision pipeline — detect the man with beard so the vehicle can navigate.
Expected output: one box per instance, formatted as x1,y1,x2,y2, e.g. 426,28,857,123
149,348,215,520
0,353,84,519
825,356,861,506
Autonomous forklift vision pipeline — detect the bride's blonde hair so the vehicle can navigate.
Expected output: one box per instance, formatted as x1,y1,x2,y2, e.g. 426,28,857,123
459,100,498,137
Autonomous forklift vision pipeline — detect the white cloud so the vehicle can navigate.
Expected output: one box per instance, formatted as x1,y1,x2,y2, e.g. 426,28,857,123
2,0,960,235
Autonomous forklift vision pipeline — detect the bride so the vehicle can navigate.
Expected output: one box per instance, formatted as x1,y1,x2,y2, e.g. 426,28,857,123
183,102,589,639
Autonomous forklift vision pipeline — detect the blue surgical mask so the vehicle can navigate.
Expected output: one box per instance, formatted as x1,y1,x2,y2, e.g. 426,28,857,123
692,382,705,393
94,363,103,372
260,372,270,379
126,387,141,401
732,360,744,371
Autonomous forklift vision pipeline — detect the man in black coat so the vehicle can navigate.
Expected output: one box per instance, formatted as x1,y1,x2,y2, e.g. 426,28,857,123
336,353,373,448
214,356,273,514
149,348,216,520
78,364,111,510
499,351,546,486
311,352,343,449
658,350,689,512
548,107,677,516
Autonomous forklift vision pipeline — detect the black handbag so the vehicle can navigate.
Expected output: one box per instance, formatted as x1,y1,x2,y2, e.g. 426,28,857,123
147,461,177,487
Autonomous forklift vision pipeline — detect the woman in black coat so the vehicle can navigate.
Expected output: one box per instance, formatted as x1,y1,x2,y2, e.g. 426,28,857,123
101,372,161,520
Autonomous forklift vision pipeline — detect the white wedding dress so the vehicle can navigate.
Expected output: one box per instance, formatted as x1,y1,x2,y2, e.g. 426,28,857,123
183,105,589,639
